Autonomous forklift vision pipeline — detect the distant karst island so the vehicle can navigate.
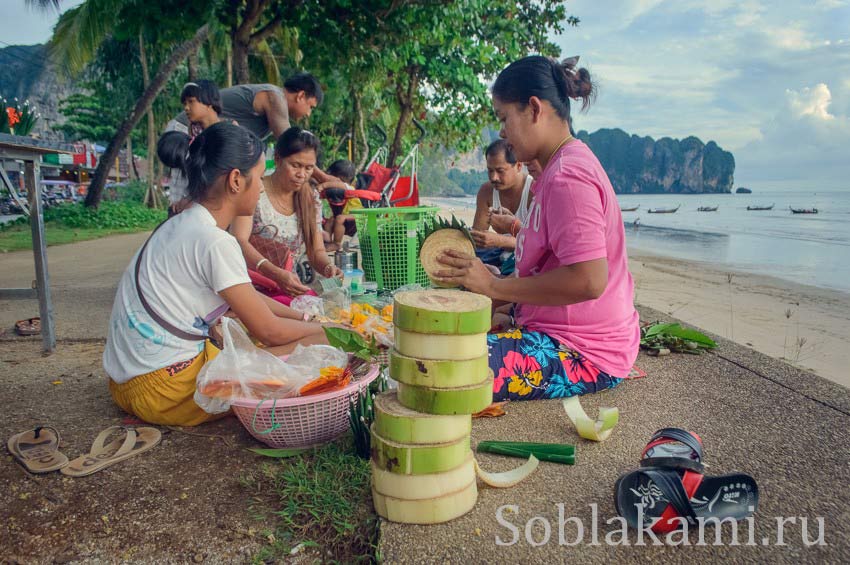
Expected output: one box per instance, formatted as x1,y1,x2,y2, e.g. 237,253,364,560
576,128,735,194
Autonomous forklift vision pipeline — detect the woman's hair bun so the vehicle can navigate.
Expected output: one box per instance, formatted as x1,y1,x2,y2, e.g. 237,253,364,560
156,131,190,171
559,56,595,110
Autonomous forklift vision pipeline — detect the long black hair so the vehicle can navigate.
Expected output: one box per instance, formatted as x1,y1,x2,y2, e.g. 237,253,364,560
273,126,321,248
156,122,263,201
180,79,223,115
492,55,595,127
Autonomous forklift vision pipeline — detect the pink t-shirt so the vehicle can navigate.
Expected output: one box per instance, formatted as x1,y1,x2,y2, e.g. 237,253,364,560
514,139,639,377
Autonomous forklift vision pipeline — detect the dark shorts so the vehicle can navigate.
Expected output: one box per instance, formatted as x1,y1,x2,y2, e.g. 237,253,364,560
475,248,516,276
487,328,625,401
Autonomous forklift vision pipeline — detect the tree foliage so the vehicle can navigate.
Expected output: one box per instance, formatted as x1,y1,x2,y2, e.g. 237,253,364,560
48,0,578,205
292,0,575,166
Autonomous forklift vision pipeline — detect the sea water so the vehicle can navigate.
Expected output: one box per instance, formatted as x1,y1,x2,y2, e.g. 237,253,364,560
425,188,850,292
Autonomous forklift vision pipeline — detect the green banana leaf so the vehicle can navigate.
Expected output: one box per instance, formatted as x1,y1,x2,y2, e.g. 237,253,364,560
642,323,717,348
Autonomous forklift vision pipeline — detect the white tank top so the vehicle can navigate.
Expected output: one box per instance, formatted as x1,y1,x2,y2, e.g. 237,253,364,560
492,174,533,224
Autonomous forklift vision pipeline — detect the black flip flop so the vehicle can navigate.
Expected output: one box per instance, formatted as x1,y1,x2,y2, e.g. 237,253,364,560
615,428,758,533
640,427,705,472
615,468,758,533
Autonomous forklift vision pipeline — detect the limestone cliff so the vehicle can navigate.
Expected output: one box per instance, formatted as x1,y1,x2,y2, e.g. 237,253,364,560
576,128,735,194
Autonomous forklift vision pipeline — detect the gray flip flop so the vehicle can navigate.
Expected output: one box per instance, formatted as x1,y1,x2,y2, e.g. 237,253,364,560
7,426,69,473
60,426,161,477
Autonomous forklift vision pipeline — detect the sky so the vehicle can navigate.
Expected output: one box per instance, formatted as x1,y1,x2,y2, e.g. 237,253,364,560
4,0,850,189
556,0,850,189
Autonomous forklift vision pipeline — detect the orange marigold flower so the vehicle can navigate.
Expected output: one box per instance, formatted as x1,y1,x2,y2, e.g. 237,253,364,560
6,107,21,127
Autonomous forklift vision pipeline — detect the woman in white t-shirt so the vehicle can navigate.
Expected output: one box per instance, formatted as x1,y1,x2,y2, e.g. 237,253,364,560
104,123,327,426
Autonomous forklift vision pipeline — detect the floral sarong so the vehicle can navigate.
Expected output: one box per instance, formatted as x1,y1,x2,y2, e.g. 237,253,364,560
487,328,629,401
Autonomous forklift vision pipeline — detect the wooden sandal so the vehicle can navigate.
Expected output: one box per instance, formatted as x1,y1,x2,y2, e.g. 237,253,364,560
60,426,161,477
7,426,69,473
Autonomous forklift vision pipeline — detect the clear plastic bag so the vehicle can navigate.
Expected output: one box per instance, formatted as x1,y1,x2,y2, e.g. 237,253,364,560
323,286,351,320
290,294,325,318
194,318,347,413
358,315,393,347
286,344,348,374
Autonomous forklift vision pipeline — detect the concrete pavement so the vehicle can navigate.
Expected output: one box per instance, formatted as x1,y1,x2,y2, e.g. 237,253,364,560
378,309,850,563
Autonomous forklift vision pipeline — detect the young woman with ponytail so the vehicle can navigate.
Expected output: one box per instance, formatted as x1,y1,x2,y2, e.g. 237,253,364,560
436,55,641,401
231,127,342,302
105,123,328,426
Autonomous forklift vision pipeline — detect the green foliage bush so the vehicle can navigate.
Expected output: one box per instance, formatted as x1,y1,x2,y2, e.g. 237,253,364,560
0,201,165,232
104,179,148,204
45,201,166,229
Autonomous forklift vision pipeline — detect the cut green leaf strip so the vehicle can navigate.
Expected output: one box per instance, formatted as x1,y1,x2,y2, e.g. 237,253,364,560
476,442,575,465
474,455,539,488
476,441,575,457
563,397,619,442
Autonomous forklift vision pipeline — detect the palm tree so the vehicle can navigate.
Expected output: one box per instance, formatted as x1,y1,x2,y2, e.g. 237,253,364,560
27,0,211,207
24,0,60,8
84,24,211,208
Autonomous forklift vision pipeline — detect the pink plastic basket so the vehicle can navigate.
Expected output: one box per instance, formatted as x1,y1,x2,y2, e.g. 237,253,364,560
231,363,380,448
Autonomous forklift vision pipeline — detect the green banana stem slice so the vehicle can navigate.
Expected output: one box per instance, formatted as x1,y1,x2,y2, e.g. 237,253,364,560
562,397,619,442
474,455,539,488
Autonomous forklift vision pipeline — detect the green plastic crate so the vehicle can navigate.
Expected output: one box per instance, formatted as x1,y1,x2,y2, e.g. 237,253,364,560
351,206,438,291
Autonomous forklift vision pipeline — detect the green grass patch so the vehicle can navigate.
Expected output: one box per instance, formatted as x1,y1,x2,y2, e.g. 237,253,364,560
0,224,154,252
0,199,166,252
241,437,379,563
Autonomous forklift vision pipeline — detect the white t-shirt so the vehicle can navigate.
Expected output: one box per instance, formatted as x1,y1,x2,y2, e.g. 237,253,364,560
104,205,251,383
163,119,190,205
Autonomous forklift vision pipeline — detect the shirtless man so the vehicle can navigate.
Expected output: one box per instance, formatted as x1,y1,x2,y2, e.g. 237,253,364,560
471,139,532,250
171,72,335,182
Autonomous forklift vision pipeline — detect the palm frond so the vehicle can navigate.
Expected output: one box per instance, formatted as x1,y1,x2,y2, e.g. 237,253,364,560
24,0,61,11
48,0,120,76
253,39,280,86
276,26,302,66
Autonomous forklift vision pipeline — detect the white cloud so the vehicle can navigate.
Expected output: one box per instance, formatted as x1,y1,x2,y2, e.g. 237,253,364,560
737,83,850,186
773,27,818,51
554,0,850,186
787,84,835,120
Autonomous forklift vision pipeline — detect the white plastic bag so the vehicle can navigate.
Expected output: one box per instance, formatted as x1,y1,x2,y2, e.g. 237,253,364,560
193,318,346,413
287,344,348,375
290,294,325,318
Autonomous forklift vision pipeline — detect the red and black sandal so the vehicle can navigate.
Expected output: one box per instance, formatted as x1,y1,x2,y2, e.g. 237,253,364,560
615,428,758,533
641,427,704,472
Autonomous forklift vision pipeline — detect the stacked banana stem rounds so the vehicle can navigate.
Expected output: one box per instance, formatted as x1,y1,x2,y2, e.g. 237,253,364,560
370,289,493,524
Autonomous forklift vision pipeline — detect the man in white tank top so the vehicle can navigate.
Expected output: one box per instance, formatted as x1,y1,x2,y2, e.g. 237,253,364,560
471,139,531,251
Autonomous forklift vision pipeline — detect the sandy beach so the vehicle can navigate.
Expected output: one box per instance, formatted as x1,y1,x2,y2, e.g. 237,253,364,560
422,197,850,388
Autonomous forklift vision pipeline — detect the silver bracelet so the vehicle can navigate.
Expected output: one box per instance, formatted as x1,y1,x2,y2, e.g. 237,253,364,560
256,258,269,271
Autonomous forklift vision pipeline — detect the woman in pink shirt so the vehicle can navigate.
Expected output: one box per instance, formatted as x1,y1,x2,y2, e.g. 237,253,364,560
437,55,640,400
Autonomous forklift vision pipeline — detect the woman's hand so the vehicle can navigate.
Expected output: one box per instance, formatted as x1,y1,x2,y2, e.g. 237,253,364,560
435,249,496,295
489,209,518,234
320,263,343,279
272,269,311,296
